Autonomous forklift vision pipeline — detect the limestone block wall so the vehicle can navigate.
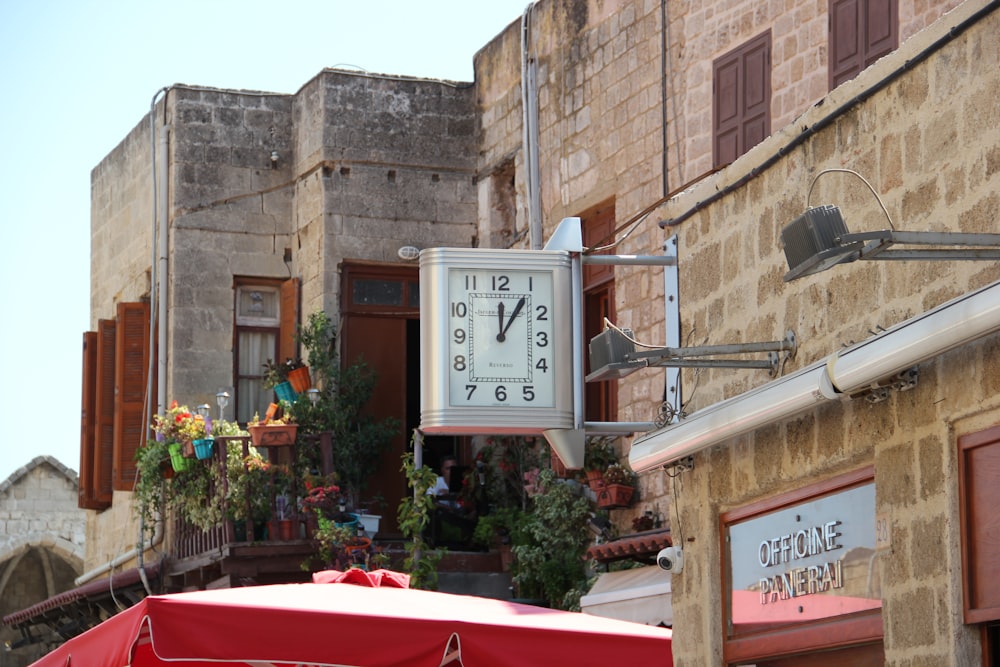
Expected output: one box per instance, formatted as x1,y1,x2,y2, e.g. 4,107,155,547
89,113,156,323
647,2,1000,663
0,457,85,663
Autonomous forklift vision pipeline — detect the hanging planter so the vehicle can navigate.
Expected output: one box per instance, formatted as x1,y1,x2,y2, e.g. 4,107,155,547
193,438,215,460
248,423,298,447
167,442,192,472
287,366,312,393
597,483,634,509
274,381,297,403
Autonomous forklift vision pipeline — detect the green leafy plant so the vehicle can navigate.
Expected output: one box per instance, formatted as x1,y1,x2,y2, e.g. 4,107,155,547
290,311,398,508
511,468,594,609
132,438,174,542
603,462,635,487
584,437,617,472
261,357,305,389
398,451,444,590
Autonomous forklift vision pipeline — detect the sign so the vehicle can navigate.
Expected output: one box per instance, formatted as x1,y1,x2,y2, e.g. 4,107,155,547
726,482,880,634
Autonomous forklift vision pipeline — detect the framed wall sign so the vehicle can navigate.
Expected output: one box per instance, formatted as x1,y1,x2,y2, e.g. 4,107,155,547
419,248,575,434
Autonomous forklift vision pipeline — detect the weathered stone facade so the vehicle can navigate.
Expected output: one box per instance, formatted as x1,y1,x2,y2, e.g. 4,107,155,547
0,458,85,666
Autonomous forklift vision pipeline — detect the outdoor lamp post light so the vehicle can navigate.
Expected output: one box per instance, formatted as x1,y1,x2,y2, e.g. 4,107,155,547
216,391,230,421
306,388,320,406
196,404,211,419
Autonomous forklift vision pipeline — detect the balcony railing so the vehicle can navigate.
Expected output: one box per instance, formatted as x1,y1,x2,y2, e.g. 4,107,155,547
171,433,335,561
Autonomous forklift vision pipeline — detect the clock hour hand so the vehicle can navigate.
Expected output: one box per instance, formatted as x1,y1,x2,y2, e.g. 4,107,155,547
497,301,505,341
497,297,526,342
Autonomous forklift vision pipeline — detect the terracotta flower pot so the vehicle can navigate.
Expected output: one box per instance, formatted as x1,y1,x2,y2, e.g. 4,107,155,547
248,424,298,447
597,483,634,509
287,366,312,393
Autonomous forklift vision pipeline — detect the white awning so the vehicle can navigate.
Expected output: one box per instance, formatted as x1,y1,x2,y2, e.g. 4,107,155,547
580,565,673,627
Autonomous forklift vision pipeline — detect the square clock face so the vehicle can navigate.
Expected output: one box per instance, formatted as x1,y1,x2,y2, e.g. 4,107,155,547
419,247,575,436
447,268,556,408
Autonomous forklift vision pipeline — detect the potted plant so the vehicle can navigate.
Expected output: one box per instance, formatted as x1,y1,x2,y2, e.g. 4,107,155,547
583,437,617,490
247,402,298,447
225,443,277,540
511,468,593,609
289,311,398,510
151,401,209,465
262,358,298,403
597,463,636,509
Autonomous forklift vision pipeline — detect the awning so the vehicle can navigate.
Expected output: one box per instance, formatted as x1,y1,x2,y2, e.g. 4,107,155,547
581,565,673,627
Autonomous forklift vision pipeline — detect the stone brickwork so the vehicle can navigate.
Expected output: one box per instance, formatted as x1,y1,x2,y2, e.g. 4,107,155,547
644,4,1000,664
86,72,479,572
471,0,998,663
0,457,85,666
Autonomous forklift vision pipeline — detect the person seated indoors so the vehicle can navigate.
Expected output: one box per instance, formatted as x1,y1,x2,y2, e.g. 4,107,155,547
426,455,477,547
428,456,462,510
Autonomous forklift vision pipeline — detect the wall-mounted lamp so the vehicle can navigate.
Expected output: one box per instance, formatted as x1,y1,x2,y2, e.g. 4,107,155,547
397,245,420,261
782,169,1000,281
270,151,280,168
216,391,230,421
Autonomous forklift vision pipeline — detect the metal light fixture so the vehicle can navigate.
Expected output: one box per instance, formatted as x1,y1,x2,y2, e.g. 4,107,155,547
587,325,797,382
306,388,320,406
216,391,230,421
781,169,1000,281
196,404,211,418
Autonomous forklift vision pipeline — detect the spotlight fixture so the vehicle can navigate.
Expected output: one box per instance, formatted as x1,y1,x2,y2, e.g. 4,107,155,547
781,205,1000,282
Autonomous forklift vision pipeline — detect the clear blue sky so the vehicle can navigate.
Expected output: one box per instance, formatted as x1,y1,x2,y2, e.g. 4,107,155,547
0,0,531,484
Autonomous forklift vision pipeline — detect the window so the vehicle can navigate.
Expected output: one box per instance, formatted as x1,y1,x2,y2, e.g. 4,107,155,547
829,0,898,89
233,279,299,423
581,201,617,422
79,301,151,508
713,31,772,169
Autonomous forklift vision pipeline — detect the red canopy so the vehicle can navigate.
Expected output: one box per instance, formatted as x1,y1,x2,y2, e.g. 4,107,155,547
30,571,672,667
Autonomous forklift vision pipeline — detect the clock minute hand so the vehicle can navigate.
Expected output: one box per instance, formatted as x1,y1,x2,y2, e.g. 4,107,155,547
497,297,526,342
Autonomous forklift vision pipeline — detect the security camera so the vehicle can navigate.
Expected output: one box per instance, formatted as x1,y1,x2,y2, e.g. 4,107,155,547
657,546,683,573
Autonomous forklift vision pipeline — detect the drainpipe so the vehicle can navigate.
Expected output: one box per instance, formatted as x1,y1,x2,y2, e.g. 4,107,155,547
521,2,542,249
629,278,1000,472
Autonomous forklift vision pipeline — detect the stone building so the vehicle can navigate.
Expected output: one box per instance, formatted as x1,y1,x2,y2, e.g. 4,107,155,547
0,457,85,666
7,0,1000,663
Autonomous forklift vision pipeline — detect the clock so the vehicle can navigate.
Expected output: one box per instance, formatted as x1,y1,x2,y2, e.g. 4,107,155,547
420,248,575,435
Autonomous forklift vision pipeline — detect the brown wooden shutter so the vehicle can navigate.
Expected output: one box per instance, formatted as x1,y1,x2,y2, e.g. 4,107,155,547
959,424,1000,623
78,331,107,510
714,31,772,169
830,0,897,89
93,319,116,505
864,0,897,66
113,302,150,491
279,277,300,363
582,202,616,290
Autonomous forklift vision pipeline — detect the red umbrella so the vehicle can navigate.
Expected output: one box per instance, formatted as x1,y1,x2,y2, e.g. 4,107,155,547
30,570,672,667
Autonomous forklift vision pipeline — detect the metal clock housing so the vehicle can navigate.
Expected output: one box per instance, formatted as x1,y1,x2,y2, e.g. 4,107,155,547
420,248,574,434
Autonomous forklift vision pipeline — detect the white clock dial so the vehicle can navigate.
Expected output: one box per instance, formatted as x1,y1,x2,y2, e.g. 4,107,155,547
447,268,555,408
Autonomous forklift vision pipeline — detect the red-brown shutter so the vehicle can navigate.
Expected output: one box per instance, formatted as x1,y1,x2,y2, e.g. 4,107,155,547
864,0,897,66
113,302,150,491
279,277,300,363
713,31,771,169
959,424,1000,623
93,319,116,505
78,331,107,509
582,203,616,290
830,0,897,89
